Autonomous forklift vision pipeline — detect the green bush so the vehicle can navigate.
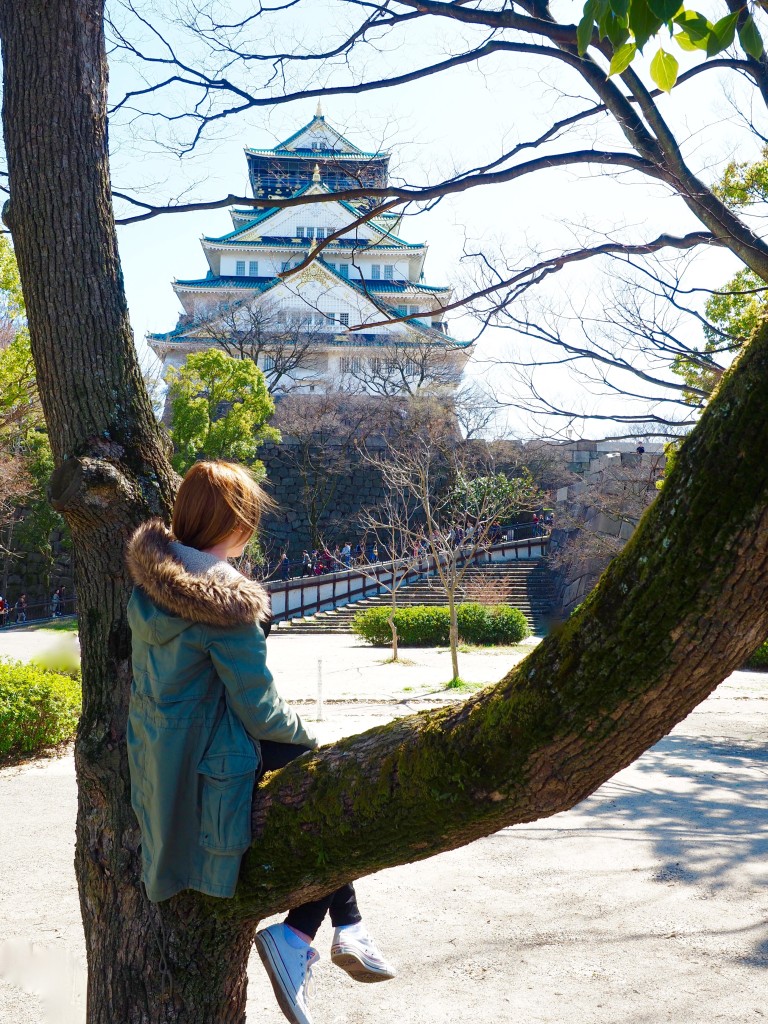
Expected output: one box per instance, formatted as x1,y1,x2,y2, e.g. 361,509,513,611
352,603,531,647
0,660,81,763
745,640,768,670
483,604,530,644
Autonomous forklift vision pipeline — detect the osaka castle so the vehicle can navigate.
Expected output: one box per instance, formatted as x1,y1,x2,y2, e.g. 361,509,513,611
148,107,470,394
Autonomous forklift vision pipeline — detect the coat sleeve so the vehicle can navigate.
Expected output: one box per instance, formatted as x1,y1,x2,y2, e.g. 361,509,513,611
204,624,317,749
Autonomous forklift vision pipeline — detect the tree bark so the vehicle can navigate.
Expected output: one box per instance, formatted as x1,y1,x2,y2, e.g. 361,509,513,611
0,3,257,1022
2,2,768,1023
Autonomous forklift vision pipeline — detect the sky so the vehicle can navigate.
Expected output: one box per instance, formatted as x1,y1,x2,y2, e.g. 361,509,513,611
107,0,760,439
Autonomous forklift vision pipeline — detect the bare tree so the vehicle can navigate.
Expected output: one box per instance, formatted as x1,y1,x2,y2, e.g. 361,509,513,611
97,0,768,436
367,430,544,682
188,294,326,395
341,335,466,397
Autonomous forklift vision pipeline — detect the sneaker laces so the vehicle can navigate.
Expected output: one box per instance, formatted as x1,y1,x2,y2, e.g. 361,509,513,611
303,948,320,1001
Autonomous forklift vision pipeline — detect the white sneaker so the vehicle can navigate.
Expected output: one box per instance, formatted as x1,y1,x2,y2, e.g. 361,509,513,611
331,925,396,983
254,923,319,1024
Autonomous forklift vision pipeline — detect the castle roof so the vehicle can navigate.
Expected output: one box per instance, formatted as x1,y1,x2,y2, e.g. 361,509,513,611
245,111,387,161
203,185,415,248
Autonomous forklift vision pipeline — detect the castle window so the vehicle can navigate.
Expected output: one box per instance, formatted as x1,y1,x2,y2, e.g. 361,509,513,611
405,358,418,376
306,227,315,240
339,264,349,279
340,356,363,374
395,305,407,315
316,228,326,240
339,313,350,327
248,261,258,276
326,262,336,272
371,264,381,280
263,355,275,371
297,227,305,238
236,260,246,276
384,265,394,280
370,357,382,374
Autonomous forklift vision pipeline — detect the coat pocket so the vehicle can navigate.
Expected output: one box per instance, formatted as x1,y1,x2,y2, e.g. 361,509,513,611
198,751,257,854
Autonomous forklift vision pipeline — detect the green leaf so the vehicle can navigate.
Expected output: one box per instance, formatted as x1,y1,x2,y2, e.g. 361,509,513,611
577,0,598,54
608,0,630,17
739,14,764,59
647,0,681,23
629,0,664,50
609,41,637,74
602,10,631,47
649,47,679,91
674,29,708,51
707,10,739,55
673,10,714,42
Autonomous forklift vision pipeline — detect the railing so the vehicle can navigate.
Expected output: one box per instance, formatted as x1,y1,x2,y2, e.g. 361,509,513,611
266,535,549,624
0,596,78,629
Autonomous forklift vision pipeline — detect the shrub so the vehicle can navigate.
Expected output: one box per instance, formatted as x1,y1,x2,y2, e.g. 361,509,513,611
0,660,81,763
745,640,768,670
352,603,531,646
484,605,531,644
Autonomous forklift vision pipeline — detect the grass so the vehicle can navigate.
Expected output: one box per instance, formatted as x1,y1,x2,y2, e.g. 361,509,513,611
444,677,484,692
29,618,79,634
376,655,417,666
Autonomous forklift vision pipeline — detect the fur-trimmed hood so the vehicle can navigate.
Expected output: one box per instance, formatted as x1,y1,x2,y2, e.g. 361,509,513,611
126,519,270,630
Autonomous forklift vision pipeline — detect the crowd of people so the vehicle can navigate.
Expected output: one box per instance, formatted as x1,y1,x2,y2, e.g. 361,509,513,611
0,586,74,627
263,511,554,583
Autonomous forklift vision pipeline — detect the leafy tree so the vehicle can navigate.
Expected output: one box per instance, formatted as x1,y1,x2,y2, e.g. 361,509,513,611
167,348,280,473
0,236,67,597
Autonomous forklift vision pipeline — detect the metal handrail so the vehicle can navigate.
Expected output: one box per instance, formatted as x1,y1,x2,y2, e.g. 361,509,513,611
266,535,549,624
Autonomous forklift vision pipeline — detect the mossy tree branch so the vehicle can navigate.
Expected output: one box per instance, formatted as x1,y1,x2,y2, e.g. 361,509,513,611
234,317,768,920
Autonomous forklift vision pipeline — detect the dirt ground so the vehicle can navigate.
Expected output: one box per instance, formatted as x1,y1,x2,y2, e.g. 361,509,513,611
1,628,767,1024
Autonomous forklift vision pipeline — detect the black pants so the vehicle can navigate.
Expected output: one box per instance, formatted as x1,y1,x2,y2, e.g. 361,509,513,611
258,741,361,939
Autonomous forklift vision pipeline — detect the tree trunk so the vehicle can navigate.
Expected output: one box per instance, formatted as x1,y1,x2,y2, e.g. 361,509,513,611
447,591,460,682
0,3,257,1021
388,597,399,661
3,2,768,1021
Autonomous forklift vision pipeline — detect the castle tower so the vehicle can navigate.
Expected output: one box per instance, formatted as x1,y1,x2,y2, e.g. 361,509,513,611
148,111,469,394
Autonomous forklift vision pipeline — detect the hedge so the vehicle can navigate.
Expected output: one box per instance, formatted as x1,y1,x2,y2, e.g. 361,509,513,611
0,660,81,763
352,603,531,646
745,640,768,670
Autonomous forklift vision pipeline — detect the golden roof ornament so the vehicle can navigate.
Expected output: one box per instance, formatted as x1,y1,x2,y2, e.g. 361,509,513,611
312,163,321,183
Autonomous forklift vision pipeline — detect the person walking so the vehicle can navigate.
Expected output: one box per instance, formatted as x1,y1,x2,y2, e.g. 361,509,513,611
300,550,313,577
278,551,291,581
15,594,27,623
51,588,61,617
126,461,394,1024
341,542,351,569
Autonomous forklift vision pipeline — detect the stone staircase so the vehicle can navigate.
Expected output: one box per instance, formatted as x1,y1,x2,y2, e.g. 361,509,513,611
274,560,556,636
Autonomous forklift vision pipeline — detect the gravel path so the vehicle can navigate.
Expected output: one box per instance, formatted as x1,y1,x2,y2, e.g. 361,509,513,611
1,629,767,1024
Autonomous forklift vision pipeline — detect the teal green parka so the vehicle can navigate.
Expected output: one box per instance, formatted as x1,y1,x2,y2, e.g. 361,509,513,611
126,520,316,903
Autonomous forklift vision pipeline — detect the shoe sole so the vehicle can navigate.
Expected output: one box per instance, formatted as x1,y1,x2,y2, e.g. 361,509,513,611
331,947,396,983
254,931,310,1024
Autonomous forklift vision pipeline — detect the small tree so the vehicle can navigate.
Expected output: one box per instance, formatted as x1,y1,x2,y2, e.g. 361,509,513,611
167,348,280,473
370,432,544,682
348,488,424,661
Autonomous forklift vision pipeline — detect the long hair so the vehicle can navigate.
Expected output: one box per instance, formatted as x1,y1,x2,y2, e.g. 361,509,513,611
172,461,273,550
